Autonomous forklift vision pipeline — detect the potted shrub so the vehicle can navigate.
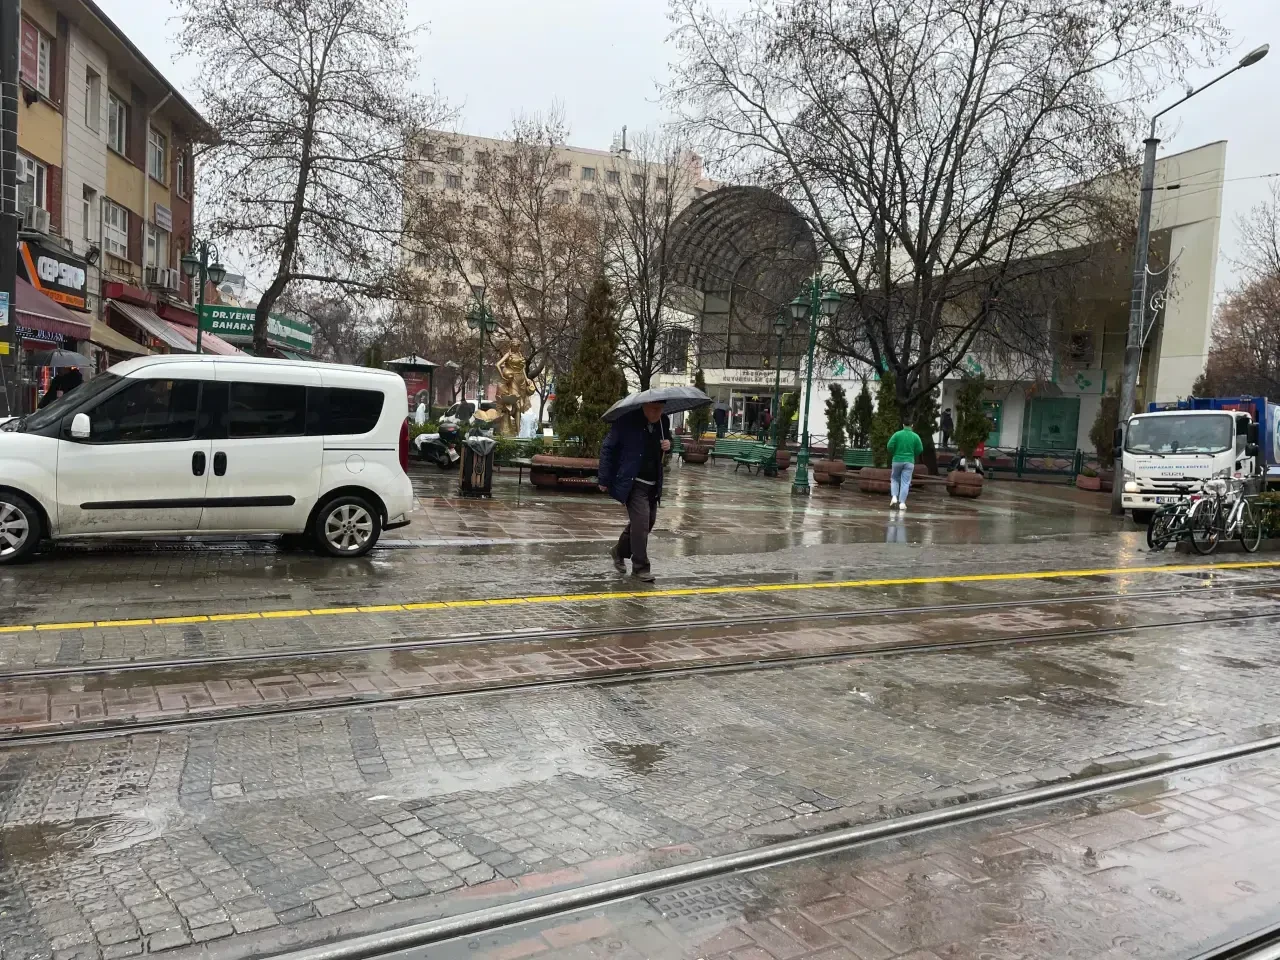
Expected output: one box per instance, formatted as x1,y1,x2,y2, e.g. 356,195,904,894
859,373,897,494
1089,390,1122,491
814,384,849,485
1076,466,1102,491
682,369,712,463
947,374,987,498
774,391,800,471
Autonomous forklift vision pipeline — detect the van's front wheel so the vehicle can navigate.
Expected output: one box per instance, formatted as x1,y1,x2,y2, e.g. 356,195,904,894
0,493,42,564
313,495,381,558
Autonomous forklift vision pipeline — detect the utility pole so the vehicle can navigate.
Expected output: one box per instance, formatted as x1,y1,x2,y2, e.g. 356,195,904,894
0,0,20,416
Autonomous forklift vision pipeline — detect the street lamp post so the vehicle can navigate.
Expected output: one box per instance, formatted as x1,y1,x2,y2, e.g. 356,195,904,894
770,313,790,448
788,278,842,496
180,240,228,354
466,290,497,403
1112,42,1269,515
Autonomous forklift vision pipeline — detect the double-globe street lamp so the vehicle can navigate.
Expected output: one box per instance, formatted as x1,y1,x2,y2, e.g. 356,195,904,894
1112,42,1269,514
788,278,842,495
770,312,790,449
180,240,227,354
466,290,497,403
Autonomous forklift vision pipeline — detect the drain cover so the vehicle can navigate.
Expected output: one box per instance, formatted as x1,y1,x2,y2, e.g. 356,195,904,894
645,878,763,932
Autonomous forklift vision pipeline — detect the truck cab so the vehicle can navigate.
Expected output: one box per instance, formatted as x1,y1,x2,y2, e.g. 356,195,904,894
1119,397,1267,523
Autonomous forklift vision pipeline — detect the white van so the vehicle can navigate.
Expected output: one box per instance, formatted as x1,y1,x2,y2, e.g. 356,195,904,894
0,355,414,562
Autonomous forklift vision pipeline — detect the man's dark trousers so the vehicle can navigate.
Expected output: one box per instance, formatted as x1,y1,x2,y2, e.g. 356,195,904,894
616,482,658,573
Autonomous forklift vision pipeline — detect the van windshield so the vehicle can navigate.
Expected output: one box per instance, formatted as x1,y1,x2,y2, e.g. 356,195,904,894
1125,413,1233,455
10,374,121,433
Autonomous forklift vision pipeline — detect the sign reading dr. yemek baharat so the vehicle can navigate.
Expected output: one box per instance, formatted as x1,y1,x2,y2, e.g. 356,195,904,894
199,305,314,352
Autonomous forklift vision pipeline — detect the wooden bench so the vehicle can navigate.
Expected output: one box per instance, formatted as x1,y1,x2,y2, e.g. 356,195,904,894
528,455,602,492
733,442,778,475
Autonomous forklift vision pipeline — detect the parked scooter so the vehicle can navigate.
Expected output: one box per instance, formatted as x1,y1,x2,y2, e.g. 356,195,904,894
414,415,463,468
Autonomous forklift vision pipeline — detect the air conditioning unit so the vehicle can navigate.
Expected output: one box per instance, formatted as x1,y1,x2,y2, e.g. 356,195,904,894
145,265,163,287
162,268,181,292
27,207,51,234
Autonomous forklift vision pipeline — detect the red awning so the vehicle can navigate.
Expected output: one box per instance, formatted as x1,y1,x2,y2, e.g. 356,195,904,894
15,277,91,339
168,322,244,356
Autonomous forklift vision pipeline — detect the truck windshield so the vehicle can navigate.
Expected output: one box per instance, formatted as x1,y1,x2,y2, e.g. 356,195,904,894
1125,413,1233,455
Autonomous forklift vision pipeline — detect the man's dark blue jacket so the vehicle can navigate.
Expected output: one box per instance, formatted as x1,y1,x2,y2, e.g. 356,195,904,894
598,410,670,504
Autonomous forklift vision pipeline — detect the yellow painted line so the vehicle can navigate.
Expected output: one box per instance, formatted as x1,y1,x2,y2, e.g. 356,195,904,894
6,559,1279,634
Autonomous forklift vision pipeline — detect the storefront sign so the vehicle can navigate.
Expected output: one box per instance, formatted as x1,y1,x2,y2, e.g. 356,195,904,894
19,241,89,311
16,325,68,346
0,291,8,327
703,368,796,387
154,203,173,232
199,304,314,351
1059,368,1106,395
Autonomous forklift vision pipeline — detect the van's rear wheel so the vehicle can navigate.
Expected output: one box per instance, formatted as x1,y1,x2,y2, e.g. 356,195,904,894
0,493,42,564
313,495,381,558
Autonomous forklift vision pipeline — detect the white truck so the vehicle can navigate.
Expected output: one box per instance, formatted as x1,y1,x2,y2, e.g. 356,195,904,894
1119,397,1273,523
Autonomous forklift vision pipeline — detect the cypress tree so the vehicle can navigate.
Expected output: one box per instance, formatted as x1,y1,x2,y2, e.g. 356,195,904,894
553,276,627,457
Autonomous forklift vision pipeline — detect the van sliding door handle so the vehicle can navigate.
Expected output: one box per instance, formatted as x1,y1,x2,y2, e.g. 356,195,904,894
213,452,227,476
192,451,206,476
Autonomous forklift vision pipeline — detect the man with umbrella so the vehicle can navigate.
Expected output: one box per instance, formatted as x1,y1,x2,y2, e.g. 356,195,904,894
599,385,710,583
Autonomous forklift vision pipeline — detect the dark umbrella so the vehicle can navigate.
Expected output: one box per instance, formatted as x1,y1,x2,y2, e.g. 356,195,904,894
602,385,712,422
28,349,91,368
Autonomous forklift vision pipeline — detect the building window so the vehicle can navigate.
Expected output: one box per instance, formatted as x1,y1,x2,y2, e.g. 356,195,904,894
17,153,46,219
107,92,128,155
446,147,463,162
441,281,458,297
417,169,434,186
580,193,596,208
473,204,489,220
444,201,461,216
146,222,170,269
85,69,102,132
148,128,167,182
553,189,569,205
606,169,621,185
661,329,692,374
20,22,53,97
103,199,129,259
175,148,188,198
445,173,462,190
631,173,645,188
656,177,669,192
413,252,428,268
555,163,571,178
476,151,491,165
82,186,98,242
581,167,596,182
471,259,485,274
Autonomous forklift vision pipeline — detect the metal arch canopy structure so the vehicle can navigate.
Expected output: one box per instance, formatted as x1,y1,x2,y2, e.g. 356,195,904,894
664,186,819,373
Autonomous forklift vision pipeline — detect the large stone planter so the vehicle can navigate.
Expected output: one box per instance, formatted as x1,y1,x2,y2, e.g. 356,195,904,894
529,454,602,492
775,449,791,472
813,459,847,486
947,470,984,498
1075,473,1102,491
859,467,892,495
680,441,709,465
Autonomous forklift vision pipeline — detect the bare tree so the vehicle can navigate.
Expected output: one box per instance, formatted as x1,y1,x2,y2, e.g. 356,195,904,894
668,0,1224,419
405,111,601,398
600,131,703,389
178,0,450,353
1195,184,1280,397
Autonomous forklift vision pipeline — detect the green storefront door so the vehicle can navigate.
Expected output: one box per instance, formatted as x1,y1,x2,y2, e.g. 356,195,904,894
982,401,1002,447
1022,397,1080,450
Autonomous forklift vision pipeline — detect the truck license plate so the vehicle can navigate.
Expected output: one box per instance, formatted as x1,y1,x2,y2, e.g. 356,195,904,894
1154,496,1178,504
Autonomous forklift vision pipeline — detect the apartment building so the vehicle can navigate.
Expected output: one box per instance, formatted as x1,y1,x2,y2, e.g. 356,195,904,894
13,0,232,407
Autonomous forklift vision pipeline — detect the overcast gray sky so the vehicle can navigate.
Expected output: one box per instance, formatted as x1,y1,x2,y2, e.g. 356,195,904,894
98,0,1280,292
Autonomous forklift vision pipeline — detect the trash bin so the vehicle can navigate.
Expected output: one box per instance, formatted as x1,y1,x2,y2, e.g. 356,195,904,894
459,431,496,497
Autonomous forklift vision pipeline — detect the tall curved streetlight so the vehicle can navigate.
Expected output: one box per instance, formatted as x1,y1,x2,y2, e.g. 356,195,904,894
1113,42,1269,514
180,240,228,354
788,280,842,495
770,312,791,450
466,290,497,402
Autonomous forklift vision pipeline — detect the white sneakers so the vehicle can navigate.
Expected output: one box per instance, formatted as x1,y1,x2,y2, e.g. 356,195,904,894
889,499,907,513
889,499,898,509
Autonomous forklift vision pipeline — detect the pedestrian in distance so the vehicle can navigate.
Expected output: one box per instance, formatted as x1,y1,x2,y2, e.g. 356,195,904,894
713,401,728,438
940,407,954,448
599,402,671,583
885,420,923,512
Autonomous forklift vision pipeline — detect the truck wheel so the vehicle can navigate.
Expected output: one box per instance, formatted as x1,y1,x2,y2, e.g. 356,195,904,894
1131,510,1154,526
0,492,41,564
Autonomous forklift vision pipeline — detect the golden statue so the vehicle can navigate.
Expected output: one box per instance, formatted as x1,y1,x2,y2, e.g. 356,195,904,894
494,346,536,436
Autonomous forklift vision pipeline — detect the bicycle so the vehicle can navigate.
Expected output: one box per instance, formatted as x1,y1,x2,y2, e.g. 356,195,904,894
1187,477,1262,555
1146,480,1204,551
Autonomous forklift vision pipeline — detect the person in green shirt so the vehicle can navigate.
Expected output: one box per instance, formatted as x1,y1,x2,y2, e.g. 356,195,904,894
885,422,923,511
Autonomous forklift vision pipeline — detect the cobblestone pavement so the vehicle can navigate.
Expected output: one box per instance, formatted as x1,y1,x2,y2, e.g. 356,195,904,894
420,749,1280,960
3,579,1280,732
5,615,1280,959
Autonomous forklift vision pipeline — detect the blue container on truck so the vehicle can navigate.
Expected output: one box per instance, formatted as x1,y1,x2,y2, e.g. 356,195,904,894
1147,396,1280,484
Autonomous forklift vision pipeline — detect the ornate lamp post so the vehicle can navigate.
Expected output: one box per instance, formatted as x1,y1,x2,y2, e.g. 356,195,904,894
465,290,497,402
770,312,790,448
788,279,841,496
180,240,227,354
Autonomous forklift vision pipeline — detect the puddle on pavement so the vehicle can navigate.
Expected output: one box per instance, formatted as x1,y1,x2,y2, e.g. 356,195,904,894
598,741,670,774
1,808,168,862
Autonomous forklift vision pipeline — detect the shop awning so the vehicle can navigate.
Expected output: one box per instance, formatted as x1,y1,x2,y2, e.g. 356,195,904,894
108,301,194,353
173,326,244,356
89,320,152,356
15,277,91,340
280,350,310,361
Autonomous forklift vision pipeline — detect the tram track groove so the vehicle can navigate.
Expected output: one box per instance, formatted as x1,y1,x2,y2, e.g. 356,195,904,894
5,575,1280,682
6,604,1280,747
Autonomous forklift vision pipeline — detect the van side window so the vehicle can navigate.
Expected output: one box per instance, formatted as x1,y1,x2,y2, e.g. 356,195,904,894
86,379,200,443
306,387,385,436
228,382,306,438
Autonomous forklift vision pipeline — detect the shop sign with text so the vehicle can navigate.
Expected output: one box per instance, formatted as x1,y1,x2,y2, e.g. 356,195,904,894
199,305,314,351
19,241,89,311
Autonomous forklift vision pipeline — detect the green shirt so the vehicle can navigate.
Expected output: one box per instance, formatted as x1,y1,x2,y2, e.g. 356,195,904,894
886,428,923,464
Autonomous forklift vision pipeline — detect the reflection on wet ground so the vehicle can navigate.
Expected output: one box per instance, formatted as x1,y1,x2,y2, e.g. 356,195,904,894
415,750,1280,960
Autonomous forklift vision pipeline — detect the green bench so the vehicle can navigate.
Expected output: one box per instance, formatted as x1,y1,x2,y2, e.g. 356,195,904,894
709,438,762,463
733,442,778,475
843,448,874,468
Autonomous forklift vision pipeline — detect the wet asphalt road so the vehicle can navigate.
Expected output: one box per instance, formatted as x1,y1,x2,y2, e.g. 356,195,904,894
2,464,1280,960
